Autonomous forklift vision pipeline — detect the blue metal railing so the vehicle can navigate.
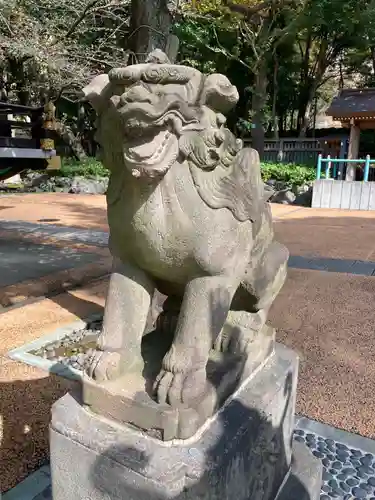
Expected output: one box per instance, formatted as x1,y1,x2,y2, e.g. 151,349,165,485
316,154,373,181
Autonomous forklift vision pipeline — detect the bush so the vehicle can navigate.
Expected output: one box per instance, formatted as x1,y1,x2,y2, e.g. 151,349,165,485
32,158,315,189
55,158,109,178
260,162,316,187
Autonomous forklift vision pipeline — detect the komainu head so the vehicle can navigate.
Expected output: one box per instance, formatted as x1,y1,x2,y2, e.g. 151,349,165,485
82,51,243,179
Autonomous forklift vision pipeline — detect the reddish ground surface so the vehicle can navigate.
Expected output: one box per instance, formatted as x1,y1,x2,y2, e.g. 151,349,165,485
1,193,375,491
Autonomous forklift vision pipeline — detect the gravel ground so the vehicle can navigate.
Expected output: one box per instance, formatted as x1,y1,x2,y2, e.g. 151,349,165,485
31,319,102,372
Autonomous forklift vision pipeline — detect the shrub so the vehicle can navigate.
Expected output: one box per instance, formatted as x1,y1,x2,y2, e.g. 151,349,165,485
31,157,315,188
55,158,109,178
260,162,316,187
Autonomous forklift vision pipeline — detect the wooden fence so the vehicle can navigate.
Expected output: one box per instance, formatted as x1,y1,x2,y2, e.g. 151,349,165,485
244,138,322,165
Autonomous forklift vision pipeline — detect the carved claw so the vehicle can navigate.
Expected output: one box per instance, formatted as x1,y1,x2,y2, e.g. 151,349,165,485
154,367,208,407
86,349,144,382
86,351,124,382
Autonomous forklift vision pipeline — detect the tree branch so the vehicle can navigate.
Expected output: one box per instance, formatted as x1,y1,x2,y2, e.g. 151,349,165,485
223,0,295,19
64,0,102,39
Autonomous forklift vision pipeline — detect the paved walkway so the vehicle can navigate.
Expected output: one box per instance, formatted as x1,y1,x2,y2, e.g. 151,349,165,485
1,194,375,493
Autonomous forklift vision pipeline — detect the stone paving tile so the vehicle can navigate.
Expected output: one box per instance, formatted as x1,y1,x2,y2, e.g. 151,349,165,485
351,260,375,276
0,220,108,247
0,239,100,288
3,466,51,500
288,255,375,276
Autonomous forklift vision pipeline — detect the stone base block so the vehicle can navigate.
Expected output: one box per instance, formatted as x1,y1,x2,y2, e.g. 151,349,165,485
82,321,275,441
277,441,322,500
50,344,322,500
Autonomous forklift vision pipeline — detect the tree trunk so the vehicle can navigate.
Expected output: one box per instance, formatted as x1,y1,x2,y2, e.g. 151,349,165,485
128,0,173,62
272,54,279,140
297,39,329,137
55,121,87,161
251,61,268,156
371,47,375,76
298,94,314,137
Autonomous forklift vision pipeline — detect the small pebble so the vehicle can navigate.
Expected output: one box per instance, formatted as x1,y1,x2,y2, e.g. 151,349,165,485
328,479,338,489
360,456,374,467
331,461,342,470
317,442,328,452
337,473,347,481
331,486,346,497
352,486,367,498
342,467,356,475
359,482,373,492
357,469,368,479
336,443,348,451
339,482,350,493
346,477,360,487
336,451,349,461
351,449,363,457
368,477,375,486
322,470,332,481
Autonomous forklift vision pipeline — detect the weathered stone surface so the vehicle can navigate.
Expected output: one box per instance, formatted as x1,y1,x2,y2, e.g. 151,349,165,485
278,440,322,500
69,176,108,195
271,188,296,205
82,320,275,440
79,50,289,437
51,344,322,500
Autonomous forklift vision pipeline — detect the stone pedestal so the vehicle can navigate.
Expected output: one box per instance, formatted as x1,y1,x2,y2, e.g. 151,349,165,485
49,344,321,500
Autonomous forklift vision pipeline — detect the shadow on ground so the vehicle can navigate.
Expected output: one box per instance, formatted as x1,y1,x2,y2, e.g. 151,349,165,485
51,199,108,230
50,286,105,319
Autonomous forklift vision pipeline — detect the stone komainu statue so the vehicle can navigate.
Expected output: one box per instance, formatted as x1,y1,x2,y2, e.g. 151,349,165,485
82,51,289,426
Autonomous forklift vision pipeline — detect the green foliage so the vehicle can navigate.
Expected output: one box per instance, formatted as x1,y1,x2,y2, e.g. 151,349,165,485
0,0,131,105
260,162,316,187
50,157,314,189
55,158,109,178
3,0,375,150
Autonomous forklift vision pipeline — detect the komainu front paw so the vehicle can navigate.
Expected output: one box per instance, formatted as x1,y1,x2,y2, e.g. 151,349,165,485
154,367,208,407
86,350,144,382
86,351,124,382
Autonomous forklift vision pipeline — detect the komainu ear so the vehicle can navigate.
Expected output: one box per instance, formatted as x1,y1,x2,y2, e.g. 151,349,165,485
81,74,110,114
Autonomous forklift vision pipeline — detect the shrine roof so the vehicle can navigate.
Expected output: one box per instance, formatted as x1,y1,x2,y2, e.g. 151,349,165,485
326,88,375,119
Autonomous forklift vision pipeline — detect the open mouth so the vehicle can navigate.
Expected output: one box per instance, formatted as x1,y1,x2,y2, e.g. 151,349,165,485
124,128,179,175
